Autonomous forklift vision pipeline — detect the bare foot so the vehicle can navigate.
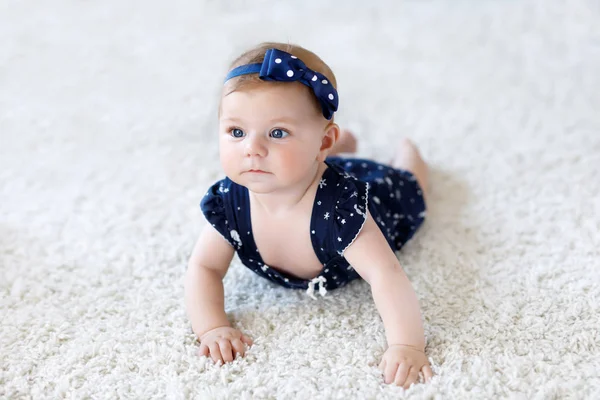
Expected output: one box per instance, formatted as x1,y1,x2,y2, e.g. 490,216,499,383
391,138,429,200
330,129,358,155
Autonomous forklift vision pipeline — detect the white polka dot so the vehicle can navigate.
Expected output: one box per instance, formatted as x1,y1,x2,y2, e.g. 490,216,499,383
275,58,282,64
287,70,294,77
291,56,297,59
312,230,316,234
312,75,318,81
322,79,328,84
328,93,334,100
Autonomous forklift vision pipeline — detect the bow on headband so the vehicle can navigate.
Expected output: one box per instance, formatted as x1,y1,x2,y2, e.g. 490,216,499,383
224,49,339,120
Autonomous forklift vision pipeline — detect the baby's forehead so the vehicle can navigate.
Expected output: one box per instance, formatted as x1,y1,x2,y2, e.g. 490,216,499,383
221,83,321,118
223,80,309,99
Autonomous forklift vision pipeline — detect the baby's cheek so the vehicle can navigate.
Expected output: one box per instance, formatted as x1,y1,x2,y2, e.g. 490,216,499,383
281,150,315,182
279,150,304,171
219,147,238,174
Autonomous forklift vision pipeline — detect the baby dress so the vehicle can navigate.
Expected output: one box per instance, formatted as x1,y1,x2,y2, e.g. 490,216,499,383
200,156,426,298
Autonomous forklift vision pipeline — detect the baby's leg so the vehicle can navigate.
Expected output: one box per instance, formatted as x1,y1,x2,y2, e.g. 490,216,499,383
329,129,357,155
390,139,429,203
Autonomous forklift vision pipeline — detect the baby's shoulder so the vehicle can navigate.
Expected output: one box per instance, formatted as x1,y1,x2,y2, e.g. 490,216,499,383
315,164,370,255
200,177,239,218
199,177,243,248
205,176,234,196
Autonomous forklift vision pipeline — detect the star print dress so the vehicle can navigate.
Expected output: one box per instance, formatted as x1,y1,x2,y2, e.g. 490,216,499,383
200,156,426,298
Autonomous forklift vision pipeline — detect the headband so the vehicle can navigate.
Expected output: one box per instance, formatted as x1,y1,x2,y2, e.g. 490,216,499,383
224,48,339,120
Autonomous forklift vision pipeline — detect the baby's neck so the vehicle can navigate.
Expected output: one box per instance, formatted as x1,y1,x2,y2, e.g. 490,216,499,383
249,162,327,216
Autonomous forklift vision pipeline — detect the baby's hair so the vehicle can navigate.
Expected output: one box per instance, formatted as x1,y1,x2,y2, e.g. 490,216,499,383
221,42,338,120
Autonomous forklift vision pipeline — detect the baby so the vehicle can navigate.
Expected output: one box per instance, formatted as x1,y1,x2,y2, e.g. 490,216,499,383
185,42,433,388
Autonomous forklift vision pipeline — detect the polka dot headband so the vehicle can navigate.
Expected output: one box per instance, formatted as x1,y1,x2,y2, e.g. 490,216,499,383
224,48,339,120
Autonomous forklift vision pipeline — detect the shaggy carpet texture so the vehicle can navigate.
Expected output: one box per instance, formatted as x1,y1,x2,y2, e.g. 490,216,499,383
2,0,599,398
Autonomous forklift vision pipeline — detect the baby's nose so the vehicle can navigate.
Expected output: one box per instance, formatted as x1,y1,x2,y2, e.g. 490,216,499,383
245,135,267,157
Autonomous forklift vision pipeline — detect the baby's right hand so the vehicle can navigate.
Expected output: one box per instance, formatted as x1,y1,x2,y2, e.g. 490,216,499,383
198,326,253,364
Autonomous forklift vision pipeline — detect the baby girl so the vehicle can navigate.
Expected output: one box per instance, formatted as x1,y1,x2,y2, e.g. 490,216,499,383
185,42,433,388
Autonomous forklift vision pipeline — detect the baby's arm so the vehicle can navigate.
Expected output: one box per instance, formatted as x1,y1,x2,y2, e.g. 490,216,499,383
186,225,254,364
343,211,432,387
184,224,234,338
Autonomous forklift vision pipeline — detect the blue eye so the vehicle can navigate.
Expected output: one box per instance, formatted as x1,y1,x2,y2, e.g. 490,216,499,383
270,129,289,139
231,128,244,138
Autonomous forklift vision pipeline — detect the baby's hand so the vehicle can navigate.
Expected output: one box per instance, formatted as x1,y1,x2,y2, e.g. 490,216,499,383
197,326,253,365
378,344,433,389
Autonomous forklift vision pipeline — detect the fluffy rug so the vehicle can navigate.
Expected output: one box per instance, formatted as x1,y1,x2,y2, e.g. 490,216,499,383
2,0,599,398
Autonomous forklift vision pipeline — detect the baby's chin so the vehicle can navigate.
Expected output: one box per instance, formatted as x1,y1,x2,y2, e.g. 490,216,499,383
227,173,280,193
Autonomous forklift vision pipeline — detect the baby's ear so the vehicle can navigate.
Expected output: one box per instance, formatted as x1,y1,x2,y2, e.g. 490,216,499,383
317,122,340,161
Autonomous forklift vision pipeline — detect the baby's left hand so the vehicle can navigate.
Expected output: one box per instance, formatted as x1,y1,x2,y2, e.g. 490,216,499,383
378,344,433,389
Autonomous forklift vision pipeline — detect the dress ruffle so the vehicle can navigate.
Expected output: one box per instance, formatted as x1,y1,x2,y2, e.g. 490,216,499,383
331,175,370,255
200,179,237,248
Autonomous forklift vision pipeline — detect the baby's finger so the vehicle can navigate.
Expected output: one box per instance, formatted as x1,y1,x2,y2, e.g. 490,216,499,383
231,338,246,358
240,333,253,347
208,343,223,365
198,344,209,358
422,365,434,382
383,362,399,385
378,358,386,372
218,339,234,363
403,367,419,390
392,362,409,387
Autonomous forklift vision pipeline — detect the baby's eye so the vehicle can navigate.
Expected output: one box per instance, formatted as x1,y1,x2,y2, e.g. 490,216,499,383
230,128,245,138
269,129,289,139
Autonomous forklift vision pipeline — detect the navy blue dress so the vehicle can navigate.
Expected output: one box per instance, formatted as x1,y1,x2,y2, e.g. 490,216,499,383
200,156,426,298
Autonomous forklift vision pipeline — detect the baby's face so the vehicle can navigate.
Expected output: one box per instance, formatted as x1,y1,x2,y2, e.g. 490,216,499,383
219,83,327,193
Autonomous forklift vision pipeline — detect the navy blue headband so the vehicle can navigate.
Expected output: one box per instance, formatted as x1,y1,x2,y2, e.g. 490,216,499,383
224,48,339,120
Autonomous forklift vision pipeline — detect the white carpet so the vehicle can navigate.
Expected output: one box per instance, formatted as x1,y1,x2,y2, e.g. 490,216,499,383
2,0,599,398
